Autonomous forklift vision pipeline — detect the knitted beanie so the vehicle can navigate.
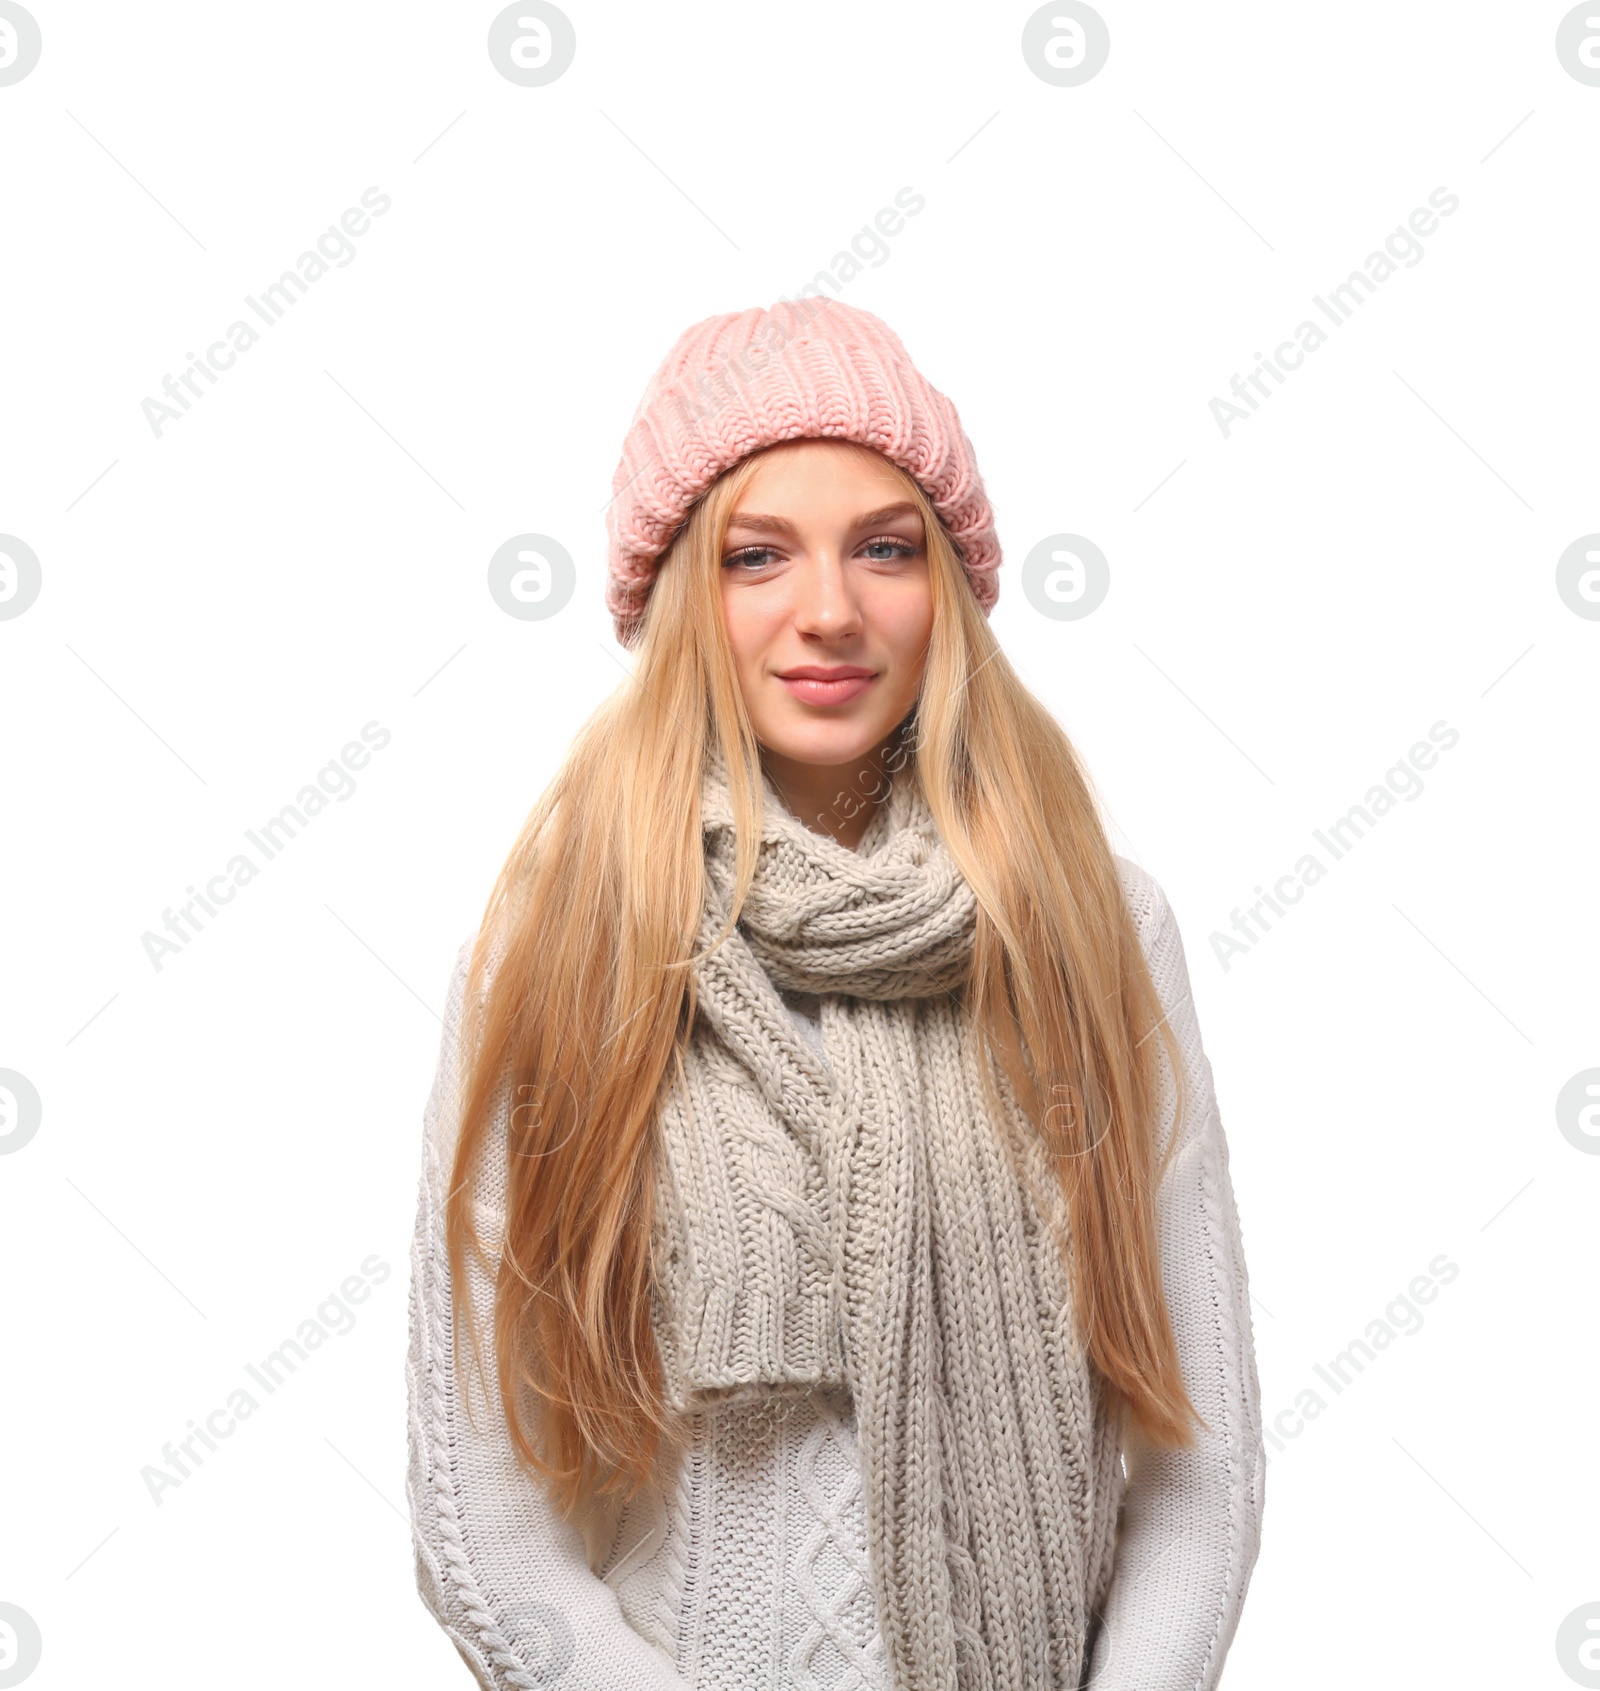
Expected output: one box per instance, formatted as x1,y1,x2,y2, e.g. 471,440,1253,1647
604,297,1001,647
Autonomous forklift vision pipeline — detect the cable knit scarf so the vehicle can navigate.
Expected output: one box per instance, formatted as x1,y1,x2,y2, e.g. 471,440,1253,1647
648,750,1121,1690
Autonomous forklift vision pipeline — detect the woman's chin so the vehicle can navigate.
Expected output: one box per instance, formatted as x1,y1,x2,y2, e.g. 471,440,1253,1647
755,716,890,772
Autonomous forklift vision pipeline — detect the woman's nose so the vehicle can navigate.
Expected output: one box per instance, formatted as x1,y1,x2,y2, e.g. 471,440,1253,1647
791,553,862,639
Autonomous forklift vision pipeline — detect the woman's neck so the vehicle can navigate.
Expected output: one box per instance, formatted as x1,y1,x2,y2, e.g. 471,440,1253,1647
759,738,906,851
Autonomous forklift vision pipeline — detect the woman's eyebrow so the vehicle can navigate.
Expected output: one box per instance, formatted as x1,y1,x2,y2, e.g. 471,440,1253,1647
725,502,923,536
855,502,922,528
725,512,800,536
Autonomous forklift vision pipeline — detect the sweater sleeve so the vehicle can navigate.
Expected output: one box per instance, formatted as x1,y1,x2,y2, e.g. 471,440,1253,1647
405,936,697,1691
1086,871,1267,1690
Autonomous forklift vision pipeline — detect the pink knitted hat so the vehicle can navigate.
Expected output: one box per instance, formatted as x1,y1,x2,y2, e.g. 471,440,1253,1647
604,298,1001,647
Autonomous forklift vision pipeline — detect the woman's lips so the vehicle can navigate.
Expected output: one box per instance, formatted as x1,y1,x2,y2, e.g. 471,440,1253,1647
776,671,876,706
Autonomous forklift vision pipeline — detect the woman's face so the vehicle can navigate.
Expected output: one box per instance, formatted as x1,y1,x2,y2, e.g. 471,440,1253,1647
720,440,934,785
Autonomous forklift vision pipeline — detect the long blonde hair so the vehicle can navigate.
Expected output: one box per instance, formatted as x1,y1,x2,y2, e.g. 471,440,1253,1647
446,442,1199,1520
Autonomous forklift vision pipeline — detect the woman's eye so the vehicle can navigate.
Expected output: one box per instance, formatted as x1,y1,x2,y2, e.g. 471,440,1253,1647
723,546,777,571
862,538,916,561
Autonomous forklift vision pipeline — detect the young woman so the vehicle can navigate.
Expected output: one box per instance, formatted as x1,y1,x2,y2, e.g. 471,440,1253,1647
406,299,1265,1690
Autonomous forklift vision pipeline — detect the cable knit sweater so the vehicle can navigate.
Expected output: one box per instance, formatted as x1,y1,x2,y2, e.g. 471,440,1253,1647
405,858,1265,1690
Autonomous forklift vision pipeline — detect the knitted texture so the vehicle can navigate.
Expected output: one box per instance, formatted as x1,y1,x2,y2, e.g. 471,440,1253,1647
405,859,1267,1689
604,298,1001,647
657,1389,888,1689
405,929,697,1691
646,749,1117,1690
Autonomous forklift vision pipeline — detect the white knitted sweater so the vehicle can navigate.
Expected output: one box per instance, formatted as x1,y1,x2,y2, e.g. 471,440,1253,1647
405,858,1265,1689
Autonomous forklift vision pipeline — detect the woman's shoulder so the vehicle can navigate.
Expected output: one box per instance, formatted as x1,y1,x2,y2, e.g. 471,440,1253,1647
440,917,515,1012
1110,857,1209,1017
1110,854,1175,945
436,932,483,1049
424,927,506,1141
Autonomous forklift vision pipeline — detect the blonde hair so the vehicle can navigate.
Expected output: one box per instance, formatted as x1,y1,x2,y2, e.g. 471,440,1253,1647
446,442,1198,1520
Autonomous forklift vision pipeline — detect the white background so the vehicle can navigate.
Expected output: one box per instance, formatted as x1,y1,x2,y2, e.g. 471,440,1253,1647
1,2,1596,1687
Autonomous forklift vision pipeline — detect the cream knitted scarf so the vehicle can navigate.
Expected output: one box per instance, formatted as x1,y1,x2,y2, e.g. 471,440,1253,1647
648,749,1123,1690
